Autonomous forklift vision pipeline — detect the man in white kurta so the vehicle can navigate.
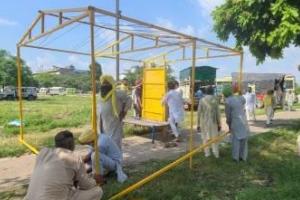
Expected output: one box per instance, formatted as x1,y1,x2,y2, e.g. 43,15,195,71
243,87,256,121
225,92,249,162
162,81,184,140
98,75,132,150
24,131,103,200
197,86,221,158
285,90,295,111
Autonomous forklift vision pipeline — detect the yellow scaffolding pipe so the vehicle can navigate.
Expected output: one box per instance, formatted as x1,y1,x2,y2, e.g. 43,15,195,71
16,46,25,141
96,35,131,56
238,52,244,93
109,131,230,200
189,39,196,168
19,139,39,154
89,8,100,175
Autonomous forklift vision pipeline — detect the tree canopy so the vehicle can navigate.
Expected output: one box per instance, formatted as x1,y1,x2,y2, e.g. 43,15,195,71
0,49,37,88
34,62,102,92
89,62,102,79
34,73,91,92
123,65,176,86
212,0,300,63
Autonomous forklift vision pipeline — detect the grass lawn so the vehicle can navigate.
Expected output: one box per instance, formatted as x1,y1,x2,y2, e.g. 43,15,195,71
0,95,92,157
0,95,148,158
1,121,300,200
100,121,300,200
0,96,299,158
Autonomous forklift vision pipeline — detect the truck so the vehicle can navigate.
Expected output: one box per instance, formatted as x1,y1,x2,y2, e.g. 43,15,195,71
0,86,16,100
0,86,37,100
216,73,296,107
179,66,217,110
49,87,66,96
20,87,38,100
39,87,49,95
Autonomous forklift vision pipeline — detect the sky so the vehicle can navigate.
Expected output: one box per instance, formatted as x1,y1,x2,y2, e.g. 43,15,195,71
0,0,299,82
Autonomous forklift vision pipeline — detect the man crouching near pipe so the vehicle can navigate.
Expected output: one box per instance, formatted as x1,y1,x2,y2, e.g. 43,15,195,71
79,130,128,183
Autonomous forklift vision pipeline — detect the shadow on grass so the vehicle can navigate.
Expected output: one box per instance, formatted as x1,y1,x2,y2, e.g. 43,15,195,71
250,118,300,130
102,121,300,200
0,184,27,200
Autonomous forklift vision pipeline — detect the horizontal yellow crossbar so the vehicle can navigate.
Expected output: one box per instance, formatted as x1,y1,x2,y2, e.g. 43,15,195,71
109,131,230,200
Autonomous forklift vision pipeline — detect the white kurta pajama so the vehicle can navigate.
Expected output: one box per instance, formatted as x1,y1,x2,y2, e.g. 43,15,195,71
243,92,256,121
162,89,184,138
98,90,132,150
285,92,295,111
197,95,221,158
89,134,128,183
225,95,250,161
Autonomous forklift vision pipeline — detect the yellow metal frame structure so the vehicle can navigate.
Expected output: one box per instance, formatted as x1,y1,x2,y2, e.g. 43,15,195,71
16,6,243,199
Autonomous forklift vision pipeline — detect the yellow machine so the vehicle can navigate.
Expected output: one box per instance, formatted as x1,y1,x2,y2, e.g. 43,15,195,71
142,67,167,122
141,56,168,122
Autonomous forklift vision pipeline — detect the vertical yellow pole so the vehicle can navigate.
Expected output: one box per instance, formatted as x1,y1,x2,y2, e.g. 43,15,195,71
89,8,100,175
189,39,196,169
116,0,120,81
16,46,24,141
238,52,244,93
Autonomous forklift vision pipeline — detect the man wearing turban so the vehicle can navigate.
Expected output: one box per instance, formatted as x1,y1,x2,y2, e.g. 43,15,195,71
98,75,132,150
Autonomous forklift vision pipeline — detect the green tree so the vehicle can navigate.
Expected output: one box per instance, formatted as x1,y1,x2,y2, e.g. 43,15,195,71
88,62,102,92
0,49,37,88
34,73,91,92
123,65,176,86
89,62,102,79
212,0,300,63
123,65,143,86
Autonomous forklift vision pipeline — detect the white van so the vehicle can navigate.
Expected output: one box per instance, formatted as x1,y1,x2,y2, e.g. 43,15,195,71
49,87,66,96
39,87,49,95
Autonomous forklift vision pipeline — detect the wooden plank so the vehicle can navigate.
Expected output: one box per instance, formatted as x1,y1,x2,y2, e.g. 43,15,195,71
123,117,168,127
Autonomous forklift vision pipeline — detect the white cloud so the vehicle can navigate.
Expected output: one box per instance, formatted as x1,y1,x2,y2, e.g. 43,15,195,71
156,17,175,30
197,25,212,37
197,0,224,16
27,53,57,73
156,17,196,36
26,53,90,72
179,25,196,36
0,17,17,26
67,55,89,69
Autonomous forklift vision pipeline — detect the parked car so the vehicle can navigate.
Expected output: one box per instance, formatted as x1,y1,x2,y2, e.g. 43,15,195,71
0,86,16,100
18,87,37,100
39,87,49,95
49,87,66,95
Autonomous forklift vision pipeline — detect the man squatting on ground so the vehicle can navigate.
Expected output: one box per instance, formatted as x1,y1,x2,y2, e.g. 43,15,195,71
24,130,103,200
98,75,132,150
224,88,249,162
197,86,222,158
79,130,128,183
162,81,185,141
